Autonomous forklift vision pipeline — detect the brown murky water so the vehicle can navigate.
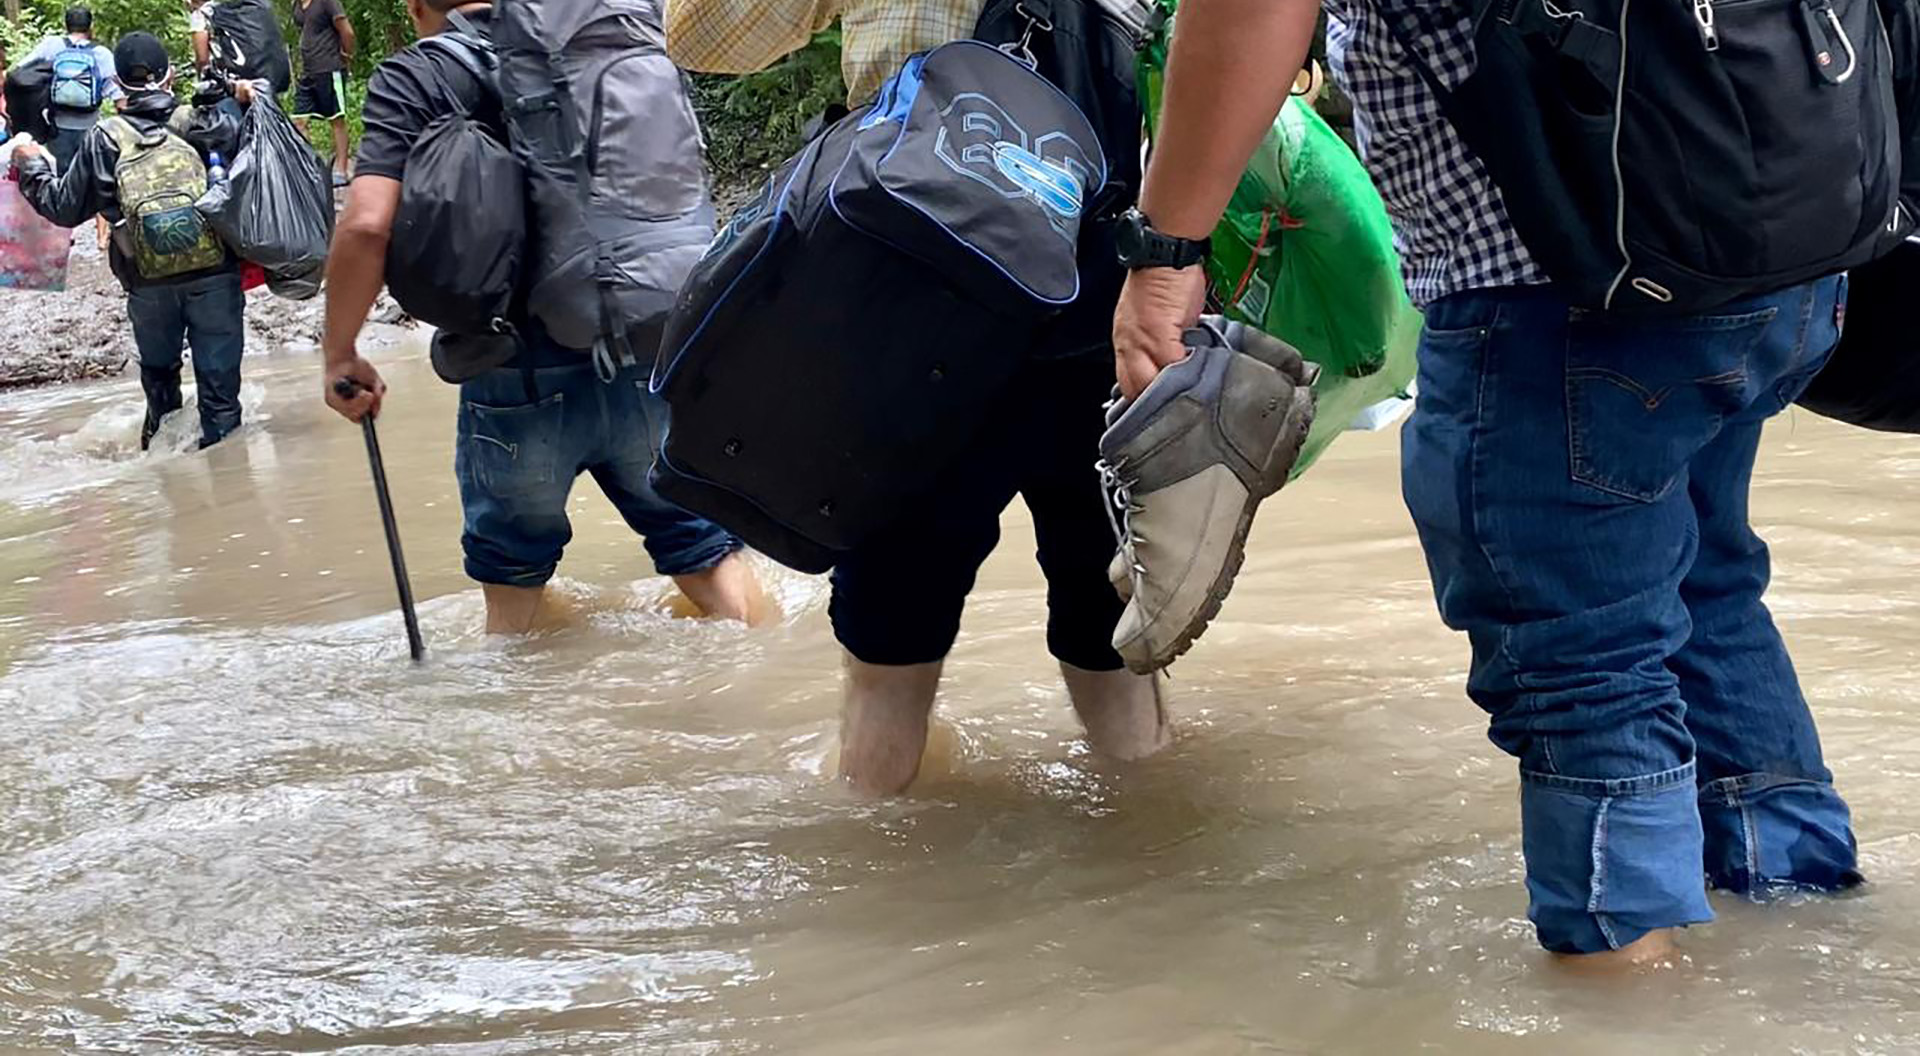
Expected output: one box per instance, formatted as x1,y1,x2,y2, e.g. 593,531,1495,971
1,336,1917,1054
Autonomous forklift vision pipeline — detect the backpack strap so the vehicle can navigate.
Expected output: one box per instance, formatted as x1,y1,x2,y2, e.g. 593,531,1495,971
417,21,499,114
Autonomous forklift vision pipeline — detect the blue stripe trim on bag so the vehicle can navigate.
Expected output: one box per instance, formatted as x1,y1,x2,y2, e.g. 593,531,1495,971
858,54,928,131
649,134,825,393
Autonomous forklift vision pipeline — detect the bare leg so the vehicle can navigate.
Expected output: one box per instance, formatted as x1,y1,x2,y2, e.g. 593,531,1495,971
293,115,310,143
331,117,351,179
1550,929,1679,975
671,551,776,626
482,583,545,635
839,654,942,795
1060,663,1171,761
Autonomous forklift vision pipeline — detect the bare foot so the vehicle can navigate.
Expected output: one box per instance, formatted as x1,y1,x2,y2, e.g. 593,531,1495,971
1550,929,1679,976
671,552,778,626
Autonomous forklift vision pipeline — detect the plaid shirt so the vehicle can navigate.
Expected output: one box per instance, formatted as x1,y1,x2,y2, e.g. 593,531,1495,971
1323,0,1548,306
664,0,984,106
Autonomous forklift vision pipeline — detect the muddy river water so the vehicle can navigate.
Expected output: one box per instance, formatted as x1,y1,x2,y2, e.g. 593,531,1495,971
0,335,1916,1054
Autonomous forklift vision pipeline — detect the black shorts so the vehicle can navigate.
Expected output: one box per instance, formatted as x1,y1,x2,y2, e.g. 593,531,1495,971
292,71,346,120
828,351,1127,671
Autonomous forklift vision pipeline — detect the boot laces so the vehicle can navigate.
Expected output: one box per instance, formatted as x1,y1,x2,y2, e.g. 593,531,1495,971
1097,456,1148,578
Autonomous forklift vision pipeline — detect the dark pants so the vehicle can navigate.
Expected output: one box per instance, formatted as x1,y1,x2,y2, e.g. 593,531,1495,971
127,272,246,449
1401,276,1859,954
830,352,1126,671
48,125,89,174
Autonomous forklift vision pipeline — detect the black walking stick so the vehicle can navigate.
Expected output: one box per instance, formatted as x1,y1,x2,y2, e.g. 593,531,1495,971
335,378,425,662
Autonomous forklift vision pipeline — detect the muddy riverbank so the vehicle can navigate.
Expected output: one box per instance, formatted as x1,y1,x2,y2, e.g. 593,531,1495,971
0,236,411,392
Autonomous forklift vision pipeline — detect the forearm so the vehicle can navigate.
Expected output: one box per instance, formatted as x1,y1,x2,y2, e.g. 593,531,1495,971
322,225,389,363
1138,0,1320,239
663,0,837,74
339,22,357,63
193,32,211,70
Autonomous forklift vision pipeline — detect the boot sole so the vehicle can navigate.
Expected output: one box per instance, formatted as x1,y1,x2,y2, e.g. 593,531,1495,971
1121,387,1318,675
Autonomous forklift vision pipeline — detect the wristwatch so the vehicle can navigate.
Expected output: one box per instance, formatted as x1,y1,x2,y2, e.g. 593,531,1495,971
1114,207,1211,271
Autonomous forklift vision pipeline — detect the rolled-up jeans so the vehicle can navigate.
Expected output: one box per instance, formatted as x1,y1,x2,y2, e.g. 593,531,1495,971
1401,276,1862,954
455,360,742,588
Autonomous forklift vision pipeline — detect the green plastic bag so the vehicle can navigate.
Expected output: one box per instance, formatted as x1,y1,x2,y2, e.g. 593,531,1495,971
1140,0,1421,472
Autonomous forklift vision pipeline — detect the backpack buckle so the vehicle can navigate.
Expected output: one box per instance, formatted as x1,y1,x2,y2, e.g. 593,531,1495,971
997,3,1054,69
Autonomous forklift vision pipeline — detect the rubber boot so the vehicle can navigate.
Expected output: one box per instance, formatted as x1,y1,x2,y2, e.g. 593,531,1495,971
139,364,185,451
1060,662,1170,761
839,656,943,796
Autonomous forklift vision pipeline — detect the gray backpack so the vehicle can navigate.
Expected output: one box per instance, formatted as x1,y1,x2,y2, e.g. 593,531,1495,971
495,0,714,377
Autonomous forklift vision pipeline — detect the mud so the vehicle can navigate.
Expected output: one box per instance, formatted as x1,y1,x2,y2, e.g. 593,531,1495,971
0,235,410,392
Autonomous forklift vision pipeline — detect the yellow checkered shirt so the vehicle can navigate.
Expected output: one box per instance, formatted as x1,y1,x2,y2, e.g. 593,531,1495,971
664,0,985,105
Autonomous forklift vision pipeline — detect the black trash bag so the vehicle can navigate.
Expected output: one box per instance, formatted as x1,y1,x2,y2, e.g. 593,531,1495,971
265,259,323,301
1796,242,1920,433
4,60,55,143
181,95,244,167
208,0,293,94
387,110,524,339
197,95,333,274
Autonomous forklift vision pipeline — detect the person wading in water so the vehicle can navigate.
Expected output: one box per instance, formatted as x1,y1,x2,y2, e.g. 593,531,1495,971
666,0,1171,794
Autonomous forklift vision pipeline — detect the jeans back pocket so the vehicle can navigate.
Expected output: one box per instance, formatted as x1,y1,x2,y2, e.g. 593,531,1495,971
1565,308,1776,503
457,392,566,498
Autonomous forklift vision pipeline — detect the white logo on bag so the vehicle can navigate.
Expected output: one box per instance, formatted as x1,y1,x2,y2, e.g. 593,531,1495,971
932,93,1094,241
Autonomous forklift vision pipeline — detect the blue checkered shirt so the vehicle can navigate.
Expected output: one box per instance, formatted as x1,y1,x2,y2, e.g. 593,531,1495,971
1324,0,1550,307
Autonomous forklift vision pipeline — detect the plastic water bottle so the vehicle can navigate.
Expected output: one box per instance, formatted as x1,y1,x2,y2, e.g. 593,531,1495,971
207,151,227,188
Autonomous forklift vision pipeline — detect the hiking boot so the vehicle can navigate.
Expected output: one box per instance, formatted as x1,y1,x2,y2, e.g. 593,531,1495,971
1098,318,1317,673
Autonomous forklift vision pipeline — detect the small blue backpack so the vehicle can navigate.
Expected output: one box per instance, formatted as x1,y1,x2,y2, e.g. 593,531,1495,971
49,39,100,110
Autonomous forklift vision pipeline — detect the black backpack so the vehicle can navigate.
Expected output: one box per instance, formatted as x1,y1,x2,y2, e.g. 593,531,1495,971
977,0,1146,357
3,59,55,143
385,23,527,377
1885,0,1920,211
1387,0,1909,314
651,41,1116,573
493,0,716,377
208,0,294,94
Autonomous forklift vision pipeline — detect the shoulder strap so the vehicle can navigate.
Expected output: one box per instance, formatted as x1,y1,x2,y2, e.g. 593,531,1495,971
418,23,498,88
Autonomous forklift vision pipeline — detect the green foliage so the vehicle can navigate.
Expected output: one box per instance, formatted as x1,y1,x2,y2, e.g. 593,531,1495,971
5,0,405,150
0,9,58,66
3,0,846,178
690,27,845,185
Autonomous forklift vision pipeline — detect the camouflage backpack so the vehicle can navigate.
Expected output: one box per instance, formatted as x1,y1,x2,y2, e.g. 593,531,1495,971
101,114,226,280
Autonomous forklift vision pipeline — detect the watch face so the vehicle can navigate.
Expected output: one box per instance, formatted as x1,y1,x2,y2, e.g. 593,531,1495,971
1114,214,1146,263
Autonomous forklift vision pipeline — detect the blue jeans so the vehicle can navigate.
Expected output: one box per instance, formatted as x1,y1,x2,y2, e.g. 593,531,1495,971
126,271,245,449
1402,277,1861,954
456,361,742,587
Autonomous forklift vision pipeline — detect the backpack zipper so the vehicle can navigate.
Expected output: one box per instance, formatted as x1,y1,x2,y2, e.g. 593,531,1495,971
1693,0,1720,50
1604,0,1636,307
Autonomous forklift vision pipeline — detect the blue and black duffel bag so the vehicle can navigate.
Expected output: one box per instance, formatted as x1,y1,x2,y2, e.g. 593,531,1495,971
651,39,1111,574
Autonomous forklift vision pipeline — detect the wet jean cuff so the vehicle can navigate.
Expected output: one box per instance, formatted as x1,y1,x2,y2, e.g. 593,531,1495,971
1520,762,1714,954
464,554,559,590
651,534,745,579
1697,772,1863,897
